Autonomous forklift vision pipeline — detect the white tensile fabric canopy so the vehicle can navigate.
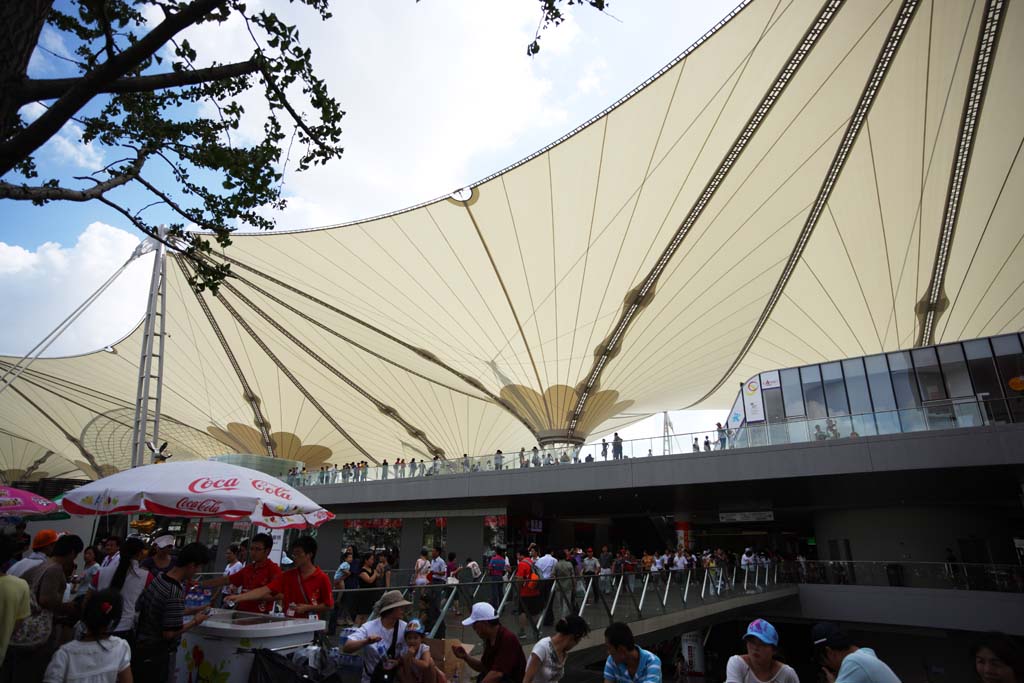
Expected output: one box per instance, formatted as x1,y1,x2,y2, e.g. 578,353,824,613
1,0,1022,479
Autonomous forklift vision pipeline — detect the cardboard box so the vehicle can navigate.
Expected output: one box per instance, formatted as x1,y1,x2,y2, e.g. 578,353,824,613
425,637,474,682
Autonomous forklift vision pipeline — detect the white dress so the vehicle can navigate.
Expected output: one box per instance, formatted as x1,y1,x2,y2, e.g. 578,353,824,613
726,655,800,683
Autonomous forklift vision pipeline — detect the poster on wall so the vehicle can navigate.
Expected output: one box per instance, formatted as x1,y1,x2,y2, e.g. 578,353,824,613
760,370,781,390
727,393,745,429
269,528,285,565
744,376,765,423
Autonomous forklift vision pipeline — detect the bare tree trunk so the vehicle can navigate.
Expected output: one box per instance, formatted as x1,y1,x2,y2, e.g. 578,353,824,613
0,1,54,143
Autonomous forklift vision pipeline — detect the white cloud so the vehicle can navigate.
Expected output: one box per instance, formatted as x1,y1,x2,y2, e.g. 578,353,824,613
48,121,105,169
0,223,150,356
18,103,105,170
576,58,607,96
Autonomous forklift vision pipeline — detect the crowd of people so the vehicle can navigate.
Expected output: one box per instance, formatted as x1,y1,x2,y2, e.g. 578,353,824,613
2,523,1023,683
283,425,751,488
0,525,338,683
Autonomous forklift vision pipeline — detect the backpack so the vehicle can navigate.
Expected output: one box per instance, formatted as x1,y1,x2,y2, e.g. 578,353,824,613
10,567,53,649
519,560,540,593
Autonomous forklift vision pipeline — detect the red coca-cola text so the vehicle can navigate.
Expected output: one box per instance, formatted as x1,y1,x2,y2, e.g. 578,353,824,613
188,477,239,493
251,479,293,500
175,497,223,514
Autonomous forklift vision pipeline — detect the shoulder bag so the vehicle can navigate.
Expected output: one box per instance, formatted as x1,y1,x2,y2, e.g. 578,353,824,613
10,566,54,649
367,620,401,683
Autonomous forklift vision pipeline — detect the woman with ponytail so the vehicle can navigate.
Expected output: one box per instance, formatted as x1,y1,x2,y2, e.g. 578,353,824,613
93,538,150,645
44,588,132,682
524,615,590,683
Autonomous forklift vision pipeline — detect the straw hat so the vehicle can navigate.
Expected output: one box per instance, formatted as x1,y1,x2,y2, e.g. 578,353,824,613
373,590,413,614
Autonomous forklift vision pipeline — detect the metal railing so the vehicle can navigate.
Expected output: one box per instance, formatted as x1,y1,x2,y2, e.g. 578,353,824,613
193,557,1022,674
794,560,1024,593
288,396,1019,488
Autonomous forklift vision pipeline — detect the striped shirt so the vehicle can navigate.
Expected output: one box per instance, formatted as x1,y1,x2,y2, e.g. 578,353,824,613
603,647,662,683
135,573,185,647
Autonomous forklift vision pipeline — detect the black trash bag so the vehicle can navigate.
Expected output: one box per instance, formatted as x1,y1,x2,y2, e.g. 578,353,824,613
248,647,344,683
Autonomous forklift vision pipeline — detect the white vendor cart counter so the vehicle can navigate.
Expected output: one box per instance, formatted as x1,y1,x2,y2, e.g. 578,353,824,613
175,608,325,683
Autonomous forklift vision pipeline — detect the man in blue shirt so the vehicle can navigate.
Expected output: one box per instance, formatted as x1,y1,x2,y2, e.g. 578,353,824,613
812,623,901,683
603,622,662,682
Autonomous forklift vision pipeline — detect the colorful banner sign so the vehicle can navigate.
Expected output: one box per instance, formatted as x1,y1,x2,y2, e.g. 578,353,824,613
744,376,765,423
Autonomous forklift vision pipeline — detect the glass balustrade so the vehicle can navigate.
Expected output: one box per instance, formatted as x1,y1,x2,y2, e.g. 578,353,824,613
288,396,1016,488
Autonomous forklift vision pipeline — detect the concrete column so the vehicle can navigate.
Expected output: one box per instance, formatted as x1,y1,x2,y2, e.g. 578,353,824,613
399,517,425,571
212,522,235,570
315,519,345,571
446,516,485,567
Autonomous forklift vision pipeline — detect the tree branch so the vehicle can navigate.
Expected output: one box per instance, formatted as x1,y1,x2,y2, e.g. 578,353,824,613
0,0,230,176
0,149,147,201
16,59,257,103
256,58,335,160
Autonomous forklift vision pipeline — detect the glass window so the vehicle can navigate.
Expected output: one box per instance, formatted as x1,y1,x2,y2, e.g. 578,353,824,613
800,365,827,418
780,368,804,417
965,338,1011,423
912,347,947,402
965,339,1003,397
937,344,974,398
763,388,785,423
865,355,896,410
866,354,901,433
887,352,921,408
842,358,873,414
821,362,849,415
992,334,1024,421
992,334,1024,396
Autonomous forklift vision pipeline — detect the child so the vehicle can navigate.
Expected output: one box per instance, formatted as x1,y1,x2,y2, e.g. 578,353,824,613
400,619,443,683
44,589,131,683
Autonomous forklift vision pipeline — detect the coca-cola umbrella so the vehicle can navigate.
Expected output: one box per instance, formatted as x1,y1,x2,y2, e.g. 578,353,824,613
61,461,334,529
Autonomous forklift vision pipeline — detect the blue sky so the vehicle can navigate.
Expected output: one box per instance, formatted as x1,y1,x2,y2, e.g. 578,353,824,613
1,0,739,438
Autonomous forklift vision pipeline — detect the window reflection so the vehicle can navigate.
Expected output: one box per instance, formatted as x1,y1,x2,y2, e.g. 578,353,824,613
744,335,1017,448
937,344,973,398
822,362,849,415
965,339,1010,423
992,334,1024,421
780,368,804,417
800,365,827,419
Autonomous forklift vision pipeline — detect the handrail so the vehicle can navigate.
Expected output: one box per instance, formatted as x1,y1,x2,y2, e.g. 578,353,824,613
288,396,1016,488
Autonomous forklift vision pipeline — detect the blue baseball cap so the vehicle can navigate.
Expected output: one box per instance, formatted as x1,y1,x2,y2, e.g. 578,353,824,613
743,619,779,646
406,619,425,635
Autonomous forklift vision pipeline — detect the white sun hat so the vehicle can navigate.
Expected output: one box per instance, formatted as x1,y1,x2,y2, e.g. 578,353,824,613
461,602,498,626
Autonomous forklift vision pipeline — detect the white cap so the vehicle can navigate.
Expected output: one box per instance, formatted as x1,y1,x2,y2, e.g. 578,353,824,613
461,602,498,626
153,535,175,548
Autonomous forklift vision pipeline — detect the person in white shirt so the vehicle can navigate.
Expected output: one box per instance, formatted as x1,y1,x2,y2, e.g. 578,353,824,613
534,550,557,580
525,616,590,683
44,588,132,683
220,544,244,601
741,548,756,570
342,590,412,683
812,622,900,683
100,537,121,569
399,619,438,683
429,547,447,584
413,549,430,586
726,619,799,683
8,529,57,578
93,537,151,641
465,556,482,581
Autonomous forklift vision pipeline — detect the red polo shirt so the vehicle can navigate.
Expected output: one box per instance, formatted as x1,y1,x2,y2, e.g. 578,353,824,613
229,559,283,613
266,566,334,611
